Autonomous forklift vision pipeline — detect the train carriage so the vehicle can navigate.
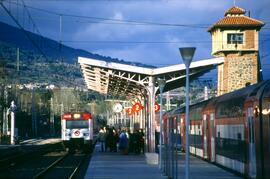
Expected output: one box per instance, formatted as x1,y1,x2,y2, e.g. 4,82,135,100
61,112,93,153
253,81,270,178
161,80,270,178
189,101,208,158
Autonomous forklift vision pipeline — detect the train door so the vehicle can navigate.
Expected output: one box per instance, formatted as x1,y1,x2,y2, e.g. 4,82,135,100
203,114,208,159
180,117,184,151
210,113,215,162
247,107,256,178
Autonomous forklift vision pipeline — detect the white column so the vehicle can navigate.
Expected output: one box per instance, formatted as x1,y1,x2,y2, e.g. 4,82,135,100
50,97,55,136
146,76,157,153
3,87,8,135
10,111,15,145
10,101,16,145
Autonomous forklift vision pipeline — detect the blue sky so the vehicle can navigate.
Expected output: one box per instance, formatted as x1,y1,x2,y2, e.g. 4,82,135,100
0,0,270,79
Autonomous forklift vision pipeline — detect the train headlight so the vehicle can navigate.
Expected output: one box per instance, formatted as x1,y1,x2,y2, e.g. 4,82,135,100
73,113,81,119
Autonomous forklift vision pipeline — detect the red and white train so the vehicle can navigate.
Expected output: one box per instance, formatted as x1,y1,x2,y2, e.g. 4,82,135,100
61,112,94,153
162,80,270,178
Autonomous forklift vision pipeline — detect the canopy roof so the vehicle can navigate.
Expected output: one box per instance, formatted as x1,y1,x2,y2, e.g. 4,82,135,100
78,56,224,98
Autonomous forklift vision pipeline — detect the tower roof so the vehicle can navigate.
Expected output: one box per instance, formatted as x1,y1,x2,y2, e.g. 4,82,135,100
208,6,264,32
224,6,245,16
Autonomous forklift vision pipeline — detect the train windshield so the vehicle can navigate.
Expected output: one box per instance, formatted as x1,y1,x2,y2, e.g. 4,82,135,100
66,120,89,129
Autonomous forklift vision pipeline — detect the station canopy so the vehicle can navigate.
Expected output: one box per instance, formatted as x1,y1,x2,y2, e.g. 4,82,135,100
78,56,224,98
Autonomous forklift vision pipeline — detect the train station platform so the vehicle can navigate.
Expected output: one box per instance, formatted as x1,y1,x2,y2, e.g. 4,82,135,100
85,143,241,179
177,153,240,179
84,143,167,179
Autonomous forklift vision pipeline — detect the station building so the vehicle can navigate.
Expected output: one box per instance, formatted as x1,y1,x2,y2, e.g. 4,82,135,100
208,6,264,95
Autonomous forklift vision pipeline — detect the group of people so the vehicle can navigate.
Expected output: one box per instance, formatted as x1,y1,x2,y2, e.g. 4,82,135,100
97,126,144,155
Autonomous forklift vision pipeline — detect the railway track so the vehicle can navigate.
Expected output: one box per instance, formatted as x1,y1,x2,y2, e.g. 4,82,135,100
33,152,88,179
0,142,64,171
0,148,90,179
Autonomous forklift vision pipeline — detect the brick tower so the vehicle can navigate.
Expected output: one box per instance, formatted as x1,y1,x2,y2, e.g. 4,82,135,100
208,6,264,95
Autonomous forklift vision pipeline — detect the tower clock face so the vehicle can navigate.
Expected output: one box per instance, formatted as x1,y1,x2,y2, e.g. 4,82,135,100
113,103,123,113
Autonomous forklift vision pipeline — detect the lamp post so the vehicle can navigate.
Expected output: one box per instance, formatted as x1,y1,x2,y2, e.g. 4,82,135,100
179,47,196,179
157,78,166,171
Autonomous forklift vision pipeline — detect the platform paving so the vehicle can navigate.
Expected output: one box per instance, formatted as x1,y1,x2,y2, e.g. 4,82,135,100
176,153,241,179
84,144,167,179
85,144,241,179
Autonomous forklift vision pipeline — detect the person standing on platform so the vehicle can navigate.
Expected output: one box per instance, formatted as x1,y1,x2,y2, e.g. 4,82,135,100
107,127,114,152
119,129,129,155
112,127,118,152
98,127,106,152
138,129,144,154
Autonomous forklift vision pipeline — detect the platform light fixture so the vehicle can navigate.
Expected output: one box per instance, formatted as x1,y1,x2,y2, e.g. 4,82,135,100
179,47,196,179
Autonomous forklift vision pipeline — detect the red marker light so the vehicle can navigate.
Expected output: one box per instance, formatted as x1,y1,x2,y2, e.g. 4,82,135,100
83,113,92,120
63,113,72,120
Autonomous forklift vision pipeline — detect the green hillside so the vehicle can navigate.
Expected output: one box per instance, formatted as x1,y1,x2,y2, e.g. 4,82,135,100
0,42,83,86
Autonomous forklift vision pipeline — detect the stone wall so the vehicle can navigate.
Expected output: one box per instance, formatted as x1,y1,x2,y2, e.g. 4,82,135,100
217,53,258,95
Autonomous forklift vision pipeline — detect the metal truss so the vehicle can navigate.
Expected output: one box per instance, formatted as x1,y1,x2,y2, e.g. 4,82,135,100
78,57,224,99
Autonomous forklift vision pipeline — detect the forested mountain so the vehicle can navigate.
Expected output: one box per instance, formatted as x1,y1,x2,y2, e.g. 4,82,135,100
0,21,152,66
0,21,152,86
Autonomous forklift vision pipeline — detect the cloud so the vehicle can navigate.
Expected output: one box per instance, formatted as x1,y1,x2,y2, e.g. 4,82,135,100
3,0,268,79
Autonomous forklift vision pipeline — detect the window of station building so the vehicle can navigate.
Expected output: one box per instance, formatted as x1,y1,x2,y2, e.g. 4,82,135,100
227,33,243,44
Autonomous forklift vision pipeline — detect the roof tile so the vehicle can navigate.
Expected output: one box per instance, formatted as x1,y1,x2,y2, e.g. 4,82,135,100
224,6,246,16
208,6,264,32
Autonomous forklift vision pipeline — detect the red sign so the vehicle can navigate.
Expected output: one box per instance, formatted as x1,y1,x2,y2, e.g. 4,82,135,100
132,102,143,113
74,130,80,136
155,102,160,112
126,108,134,115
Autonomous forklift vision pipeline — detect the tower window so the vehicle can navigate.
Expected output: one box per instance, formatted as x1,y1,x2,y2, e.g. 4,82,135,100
227,33,243,44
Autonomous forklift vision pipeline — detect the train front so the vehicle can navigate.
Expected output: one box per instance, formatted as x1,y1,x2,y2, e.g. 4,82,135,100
61,112,93,152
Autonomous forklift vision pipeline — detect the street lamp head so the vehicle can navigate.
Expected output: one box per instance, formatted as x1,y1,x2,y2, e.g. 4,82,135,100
157,78,166,91
179,47,196,67
157,78,166,88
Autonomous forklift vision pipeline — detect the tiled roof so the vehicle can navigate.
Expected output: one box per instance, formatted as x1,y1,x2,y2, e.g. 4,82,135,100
224,6,246,16
208,6,264,32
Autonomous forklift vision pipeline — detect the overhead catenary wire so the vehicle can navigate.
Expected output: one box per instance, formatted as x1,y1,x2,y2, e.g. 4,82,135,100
1,1,269,61
61,38,270,44
4,0,270,56
1,0,67,60
0,0,81,87
0,1,50,62
6,0,270,30
4,0,264,29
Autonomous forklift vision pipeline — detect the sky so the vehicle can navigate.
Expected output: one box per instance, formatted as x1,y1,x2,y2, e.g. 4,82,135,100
0,0,270,79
